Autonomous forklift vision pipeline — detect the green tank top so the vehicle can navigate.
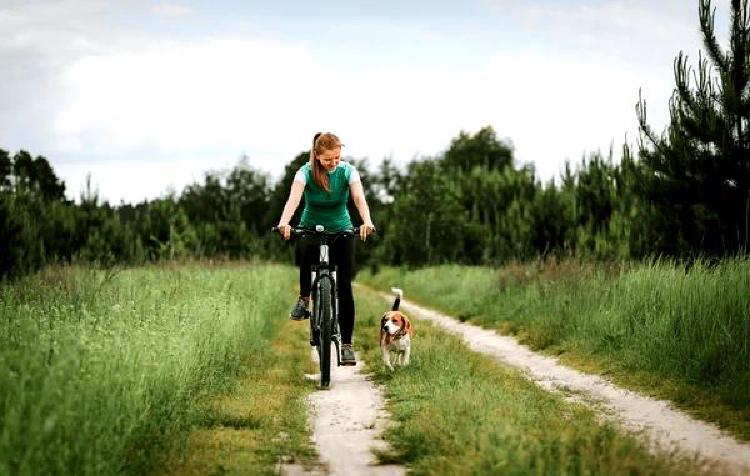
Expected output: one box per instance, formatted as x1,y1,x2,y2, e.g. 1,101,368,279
298,162,356,232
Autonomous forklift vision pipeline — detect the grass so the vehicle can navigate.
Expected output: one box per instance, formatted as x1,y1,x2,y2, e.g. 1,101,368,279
0,263,305,475
357,257,750,440
4,258,744,474
158,319,319,475
350,288,714,475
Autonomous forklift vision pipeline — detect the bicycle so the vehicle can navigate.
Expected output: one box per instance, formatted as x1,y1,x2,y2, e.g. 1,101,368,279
272,225,365,388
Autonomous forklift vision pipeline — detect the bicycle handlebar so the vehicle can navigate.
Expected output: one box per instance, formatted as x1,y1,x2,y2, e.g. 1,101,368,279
271,225,374,239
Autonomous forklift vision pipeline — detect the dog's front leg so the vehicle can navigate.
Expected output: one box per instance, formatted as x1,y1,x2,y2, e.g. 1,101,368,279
381,346,394,371
403,345,411,366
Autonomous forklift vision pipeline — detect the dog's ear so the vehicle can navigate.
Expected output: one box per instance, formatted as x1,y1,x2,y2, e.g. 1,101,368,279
404,315,414,336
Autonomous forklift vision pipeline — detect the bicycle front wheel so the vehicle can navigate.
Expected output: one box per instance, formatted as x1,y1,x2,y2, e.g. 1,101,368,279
318,275,333,387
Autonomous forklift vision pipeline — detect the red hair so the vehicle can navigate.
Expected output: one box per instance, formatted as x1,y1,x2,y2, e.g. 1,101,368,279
309,132,341,192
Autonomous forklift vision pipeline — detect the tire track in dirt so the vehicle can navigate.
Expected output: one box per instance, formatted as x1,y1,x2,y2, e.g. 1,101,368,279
379,292,750,475
280,348,405,476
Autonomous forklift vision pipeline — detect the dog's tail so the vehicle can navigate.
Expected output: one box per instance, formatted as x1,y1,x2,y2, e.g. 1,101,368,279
390,287,403,311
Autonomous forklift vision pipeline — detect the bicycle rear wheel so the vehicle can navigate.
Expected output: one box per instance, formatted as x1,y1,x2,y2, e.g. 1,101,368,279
318,276,333,387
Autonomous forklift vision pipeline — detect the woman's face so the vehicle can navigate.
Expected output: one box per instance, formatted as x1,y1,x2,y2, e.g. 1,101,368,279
316,147,341,172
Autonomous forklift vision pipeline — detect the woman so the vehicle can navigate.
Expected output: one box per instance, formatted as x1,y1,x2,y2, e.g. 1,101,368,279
276,132,375,365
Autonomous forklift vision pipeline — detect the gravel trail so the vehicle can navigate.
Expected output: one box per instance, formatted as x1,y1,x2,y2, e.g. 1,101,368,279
386,293,750,475
280,348,405,476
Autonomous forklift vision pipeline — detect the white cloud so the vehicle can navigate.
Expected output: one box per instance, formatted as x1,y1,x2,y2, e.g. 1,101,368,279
150,2,195,18
55,38,317,153
0,0,150,151
481,48,674,177
61,155,241,205
3,0,734,202
480,0,729,65
53,37,675,197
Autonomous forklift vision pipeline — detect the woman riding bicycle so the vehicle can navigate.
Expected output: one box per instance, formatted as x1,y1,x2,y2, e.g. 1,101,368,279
276,132,375,365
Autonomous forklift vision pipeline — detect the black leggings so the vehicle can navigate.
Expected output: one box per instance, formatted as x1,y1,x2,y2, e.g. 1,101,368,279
295,236,356,345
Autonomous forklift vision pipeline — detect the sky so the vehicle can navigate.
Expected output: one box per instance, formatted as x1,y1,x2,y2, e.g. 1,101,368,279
0,0,731,204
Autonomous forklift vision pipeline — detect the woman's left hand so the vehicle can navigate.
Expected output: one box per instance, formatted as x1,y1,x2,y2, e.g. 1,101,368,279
360,223,376,241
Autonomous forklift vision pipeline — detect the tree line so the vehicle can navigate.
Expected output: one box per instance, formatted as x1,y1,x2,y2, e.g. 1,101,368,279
1,0,747,278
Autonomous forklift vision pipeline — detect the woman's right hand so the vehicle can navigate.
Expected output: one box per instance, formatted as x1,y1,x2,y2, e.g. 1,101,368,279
277,224,292,240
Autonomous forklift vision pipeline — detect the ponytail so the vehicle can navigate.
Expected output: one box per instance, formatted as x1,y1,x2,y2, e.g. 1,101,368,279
309,132,341,192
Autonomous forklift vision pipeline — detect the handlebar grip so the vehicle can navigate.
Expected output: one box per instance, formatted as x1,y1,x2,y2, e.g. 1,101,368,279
271,225,299,238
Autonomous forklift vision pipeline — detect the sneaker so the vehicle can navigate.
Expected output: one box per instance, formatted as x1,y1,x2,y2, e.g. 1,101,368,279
341,344,356,366
289,297,310,321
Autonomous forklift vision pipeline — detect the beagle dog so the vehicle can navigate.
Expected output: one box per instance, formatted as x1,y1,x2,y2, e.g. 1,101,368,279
380,288,414,371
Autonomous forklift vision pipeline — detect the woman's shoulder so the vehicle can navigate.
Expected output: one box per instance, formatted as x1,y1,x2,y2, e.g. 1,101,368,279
294,163,312,184
339,160,358,174
339,161,361,183
298,162,314,178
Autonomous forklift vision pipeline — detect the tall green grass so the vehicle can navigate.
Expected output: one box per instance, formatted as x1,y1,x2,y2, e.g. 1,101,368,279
352,290,707,475
359,258,750,434
0,264,294,475
159,318,319,475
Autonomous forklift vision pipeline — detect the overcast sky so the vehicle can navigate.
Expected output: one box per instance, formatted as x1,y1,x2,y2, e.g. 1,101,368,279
0,0,731,204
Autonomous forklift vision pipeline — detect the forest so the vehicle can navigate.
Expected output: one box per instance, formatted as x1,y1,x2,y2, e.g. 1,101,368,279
2,0,749,279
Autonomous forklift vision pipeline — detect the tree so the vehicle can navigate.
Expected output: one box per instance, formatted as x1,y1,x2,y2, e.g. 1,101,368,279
381,159,467,266
373,157,402,204
12,151,34,190
10,150,65,201
443,126,513,173
637,0,750,255
0,149,10,190
225,158,271,233
31,155,66,202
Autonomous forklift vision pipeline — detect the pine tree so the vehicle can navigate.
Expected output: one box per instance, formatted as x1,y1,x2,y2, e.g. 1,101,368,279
0,149,10,190
637,0,750,255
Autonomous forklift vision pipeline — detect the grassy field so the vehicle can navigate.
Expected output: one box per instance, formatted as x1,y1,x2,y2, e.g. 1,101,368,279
3,259,744,475
351,288,712,475
357,257,750,440
0,264,311,476
159,318,319,475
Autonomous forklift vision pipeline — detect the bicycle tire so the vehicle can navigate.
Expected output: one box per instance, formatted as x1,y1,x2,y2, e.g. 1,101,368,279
319,275,333,387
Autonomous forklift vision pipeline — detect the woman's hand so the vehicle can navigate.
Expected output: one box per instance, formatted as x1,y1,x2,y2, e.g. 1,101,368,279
359,223,375,241
277,224,292,240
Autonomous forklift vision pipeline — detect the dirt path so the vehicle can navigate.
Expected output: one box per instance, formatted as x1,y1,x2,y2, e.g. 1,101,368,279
280,348,405,476
383,293,750,475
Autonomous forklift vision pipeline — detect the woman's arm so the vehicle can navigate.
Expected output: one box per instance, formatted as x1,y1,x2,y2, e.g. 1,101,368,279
350,181,375,241
277,181,305,240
